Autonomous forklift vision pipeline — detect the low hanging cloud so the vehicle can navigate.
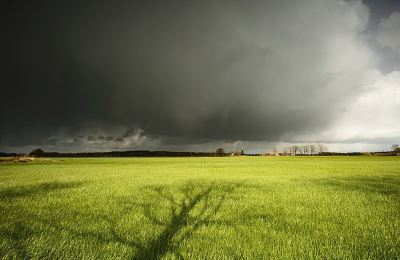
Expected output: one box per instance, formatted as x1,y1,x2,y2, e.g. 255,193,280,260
292,69,400,144
1,0,400,153
376,11,400,53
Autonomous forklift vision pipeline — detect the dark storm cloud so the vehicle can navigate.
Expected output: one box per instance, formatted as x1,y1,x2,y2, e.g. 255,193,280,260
1,1,114,145
363,0,400,23
1,0,400,153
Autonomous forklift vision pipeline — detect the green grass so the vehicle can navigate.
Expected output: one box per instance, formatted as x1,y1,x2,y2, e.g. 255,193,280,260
1,156,399,259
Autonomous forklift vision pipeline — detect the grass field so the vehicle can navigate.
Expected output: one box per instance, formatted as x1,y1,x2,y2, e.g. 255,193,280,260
1,156,399,259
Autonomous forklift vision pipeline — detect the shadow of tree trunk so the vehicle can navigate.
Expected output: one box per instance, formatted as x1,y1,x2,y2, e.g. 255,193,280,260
131,181,242,259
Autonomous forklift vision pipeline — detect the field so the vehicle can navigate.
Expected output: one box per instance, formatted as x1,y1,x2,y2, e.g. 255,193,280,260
1,156,399,259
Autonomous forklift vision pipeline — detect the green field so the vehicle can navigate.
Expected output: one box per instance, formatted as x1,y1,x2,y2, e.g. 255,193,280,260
1,156,399,259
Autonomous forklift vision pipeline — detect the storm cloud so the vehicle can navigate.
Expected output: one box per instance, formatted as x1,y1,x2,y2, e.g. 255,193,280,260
1,0,400,153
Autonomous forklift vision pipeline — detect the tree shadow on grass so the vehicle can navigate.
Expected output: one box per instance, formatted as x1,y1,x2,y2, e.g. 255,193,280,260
0,181,86,201
1,180,243,259
133,181,242,259
72,180,243,259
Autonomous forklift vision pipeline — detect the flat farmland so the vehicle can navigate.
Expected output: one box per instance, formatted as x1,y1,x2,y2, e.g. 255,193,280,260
1,156,399,259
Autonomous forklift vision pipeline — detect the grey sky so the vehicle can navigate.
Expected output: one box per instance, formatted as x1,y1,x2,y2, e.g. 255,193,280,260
1,0,400,153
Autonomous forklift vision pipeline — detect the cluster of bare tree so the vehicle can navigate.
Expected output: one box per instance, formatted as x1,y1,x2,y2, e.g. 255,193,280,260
282,144,328,155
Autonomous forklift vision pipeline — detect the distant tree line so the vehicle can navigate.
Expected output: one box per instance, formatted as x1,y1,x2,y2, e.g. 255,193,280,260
0,149,233,158
1,144,399,158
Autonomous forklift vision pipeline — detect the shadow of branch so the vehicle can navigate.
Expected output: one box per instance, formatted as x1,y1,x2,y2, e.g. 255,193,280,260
0,181,86,201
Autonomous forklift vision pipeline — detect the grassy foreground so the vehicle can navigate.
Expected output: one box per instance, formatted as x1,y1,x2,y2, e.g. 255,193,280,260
1,156,399,259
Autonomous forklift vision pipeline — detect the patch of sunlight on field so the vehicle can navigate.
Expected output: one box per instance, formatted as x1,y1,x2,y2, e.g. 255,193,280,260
1,156,399,259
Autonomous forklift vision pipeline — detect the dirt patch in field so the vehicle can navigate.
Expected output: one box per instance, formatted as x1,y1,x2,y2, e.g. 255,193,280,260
0,157,60,163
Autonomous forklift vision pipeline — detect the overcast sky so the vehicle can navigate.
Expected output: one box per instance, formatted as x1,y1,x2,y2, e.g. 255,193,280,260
1,0,400,154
